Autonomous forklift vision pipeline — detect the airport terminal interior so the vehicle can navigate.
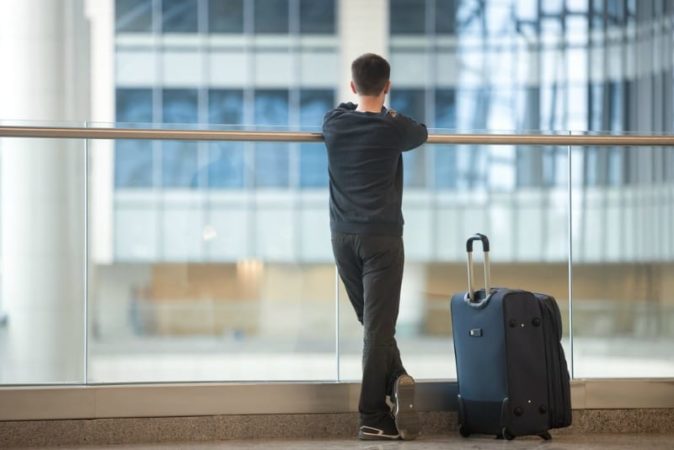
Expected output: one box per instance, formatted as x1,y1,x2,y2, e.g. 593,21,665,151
0,0,672,448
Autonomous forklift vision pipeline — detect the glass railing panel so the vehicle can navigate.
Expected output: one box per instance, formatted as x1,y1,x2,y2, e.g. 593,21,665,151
571,142,674,377
338,142,571,381
87,136,336,383
0,136,86,384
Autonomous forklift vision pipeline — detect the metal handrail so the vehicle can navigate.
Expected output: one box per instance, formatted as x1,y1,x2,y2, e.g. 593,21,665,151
1,125,674,145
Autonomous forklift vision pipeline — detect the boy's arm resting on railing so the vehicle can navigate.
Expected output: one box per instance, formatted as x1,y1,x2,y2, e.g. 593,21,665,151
386,109,428,151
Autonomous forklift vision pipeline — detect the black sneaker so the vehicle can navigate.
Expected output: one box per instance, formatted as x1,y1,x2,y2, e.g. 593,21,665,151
358,414,400,440
392,373,420,440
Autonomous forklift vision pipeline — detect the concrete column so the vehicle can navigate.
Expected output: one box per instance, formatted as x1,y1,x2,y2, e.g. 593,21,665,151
0,0,88,382
338,0,390,103
86,0,115,265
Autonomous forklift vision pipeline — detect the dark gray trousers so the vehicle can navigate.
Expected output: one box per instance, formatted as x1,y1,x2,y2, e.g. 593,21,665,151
331,232,407,424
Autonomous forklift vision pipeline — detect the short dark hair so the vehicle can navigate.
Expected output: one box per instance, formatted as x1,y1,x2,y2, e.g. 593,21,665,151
351,53,390,96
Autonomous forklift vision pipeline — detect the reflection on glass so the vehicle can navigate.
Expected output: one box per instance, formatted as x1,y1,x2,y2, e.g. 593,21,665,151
116,0,153,33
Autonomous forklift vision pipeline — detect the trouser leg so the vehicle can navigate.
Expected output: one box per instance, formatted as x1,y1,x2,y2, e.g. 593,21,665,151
331,233,364,323
331,232,407,424
359,235,406,422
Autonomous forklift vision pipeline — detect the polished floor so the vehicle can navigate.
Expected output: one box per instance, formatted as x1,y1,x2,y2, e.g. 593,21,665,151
13,434,674,450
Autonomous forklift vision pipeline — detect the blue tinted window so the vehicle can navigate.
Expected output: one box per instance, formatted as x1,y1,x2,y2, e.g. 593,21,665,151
163,89,199,124
391,89,426,187
433,145,457,189
209,0,244,33
434,89,456,188
255,0,289,33
254,90,289,187
435,0,456,34
300,89,333,187
434,89,455,128
117,88,154,124
162,89,199,188
115,89,154,188
391,0,426,34
392,89,425,121
116,0,153,32
209,89,244,125
208,90,245,188
162,0,198,33
300,0,335,34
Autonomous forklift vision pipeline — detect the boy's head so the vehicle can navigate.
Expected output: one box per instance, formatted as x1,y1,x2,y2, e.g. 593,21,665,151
351,53,391,97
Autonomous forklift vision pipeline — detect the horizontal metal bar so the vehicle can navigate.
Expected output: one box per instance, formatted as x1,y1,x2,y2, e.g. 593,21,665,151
0,126,324,142
2,126,674,146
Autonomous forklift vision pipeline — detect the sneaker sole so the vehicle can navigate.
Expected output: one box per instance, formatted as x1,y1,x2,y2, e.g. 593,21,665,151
393,374,420,440
358,432,400,441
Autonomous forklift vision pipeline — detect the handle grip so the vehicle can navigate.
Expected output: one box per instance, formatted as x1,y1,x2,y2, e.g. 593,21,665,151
466,233,490,253
465,233,491,304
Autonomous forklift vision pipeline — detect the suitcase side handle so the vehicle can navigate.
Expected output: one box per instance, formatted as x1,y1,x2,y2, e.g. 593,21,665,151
466,233,491,304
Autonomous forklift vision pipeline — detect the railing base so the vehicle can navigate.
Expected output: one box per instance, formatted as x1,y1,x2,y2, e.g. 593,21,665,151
1,409,674,447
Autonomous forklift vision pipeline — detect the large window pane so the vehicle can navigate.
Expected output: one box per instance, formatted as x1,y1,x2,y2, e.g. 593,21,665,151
571,145,674,377
300,0,335,34
115,88,154,188
162,0,198,33
209,0,244,33
116,0,153,33
254,0,289,34
254,90,289,187
93,145,337,383
162,89,199,188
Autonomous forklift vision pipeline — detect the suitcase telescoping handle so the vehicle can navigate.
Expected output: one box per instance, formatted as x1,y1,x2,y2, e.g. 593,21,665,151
465,233,491,304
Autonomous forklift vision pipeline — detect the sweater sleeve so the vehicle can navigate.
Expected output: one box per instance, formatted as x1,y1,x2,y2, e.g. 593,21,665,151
388,110,428,151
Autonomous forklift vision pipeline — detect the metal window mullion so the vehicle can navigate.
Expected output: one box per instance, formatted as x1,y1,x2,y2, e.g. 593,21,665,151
83,129,89,384
567,134,574,379
153,0,164,261
198,0,209,261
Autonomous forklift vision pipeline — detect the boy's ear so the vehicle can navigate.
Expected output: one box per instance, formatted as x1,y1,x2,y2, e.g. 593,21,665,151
350,81,358,94
383,80,391,95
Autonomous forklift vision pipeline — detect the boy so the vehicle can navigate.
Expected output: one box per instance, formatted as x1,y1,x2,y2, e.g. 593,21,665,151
322,53,428,440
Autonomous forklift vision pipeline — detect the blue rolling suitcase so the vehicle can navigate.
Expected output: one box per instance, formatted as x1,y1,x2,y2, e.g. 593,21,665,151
450,234,571,440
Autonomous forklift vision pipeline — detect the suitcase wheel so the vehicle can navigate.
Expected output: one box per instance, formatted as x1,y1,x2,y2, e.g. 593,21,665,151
458,425,470,438
501,427,515,441
539,431,552,441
